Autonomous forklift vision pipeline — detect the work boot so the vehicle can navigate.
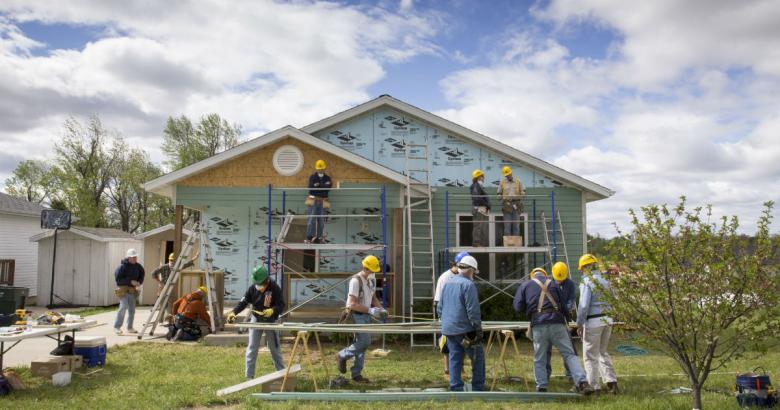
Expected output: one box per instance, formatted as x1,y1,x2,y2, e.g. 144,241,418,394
606,381,620,394
114,328,123,335
336,354,347,374
537,387,547,392
352,375,370,383
126,328,138,334
575,381,595,395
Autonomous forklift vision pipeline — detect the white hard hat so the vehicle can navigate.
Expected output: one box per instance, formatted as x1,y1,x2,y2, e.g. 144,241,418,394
126,248,139,258
458,255,478,272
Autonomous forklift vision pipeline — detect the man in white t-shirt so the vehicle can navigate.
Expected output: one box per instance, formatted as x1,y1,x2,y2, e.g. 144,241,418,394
433,251,469,374
336,255,387,383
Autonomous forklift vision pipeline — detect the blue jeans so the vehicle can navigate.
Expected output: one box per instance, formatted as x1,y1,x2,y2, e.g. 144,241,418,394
306,200,326,240
532,323,586,389
246,316,285,378
445,334,486,391
546,332,577,379
114,292,136,329
502,207,520,236
338,312,371,378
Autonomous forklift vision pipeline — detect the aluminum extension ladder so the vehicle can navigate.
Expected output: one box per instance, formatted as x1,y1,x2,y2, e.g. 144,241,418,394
404,142,437,348
138,220,222,339
540,210,570,269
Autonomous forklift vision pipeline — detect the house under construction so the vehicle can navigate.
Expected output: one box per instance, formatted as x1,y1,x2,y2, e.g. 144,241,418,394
144,95,613,325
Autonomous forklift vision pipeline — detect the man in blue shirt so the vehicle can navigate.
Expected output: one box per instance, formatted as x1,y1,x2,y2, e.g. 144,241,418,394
514,267,593,394
546,262,578,381
306,159,332,243
436,255,485,391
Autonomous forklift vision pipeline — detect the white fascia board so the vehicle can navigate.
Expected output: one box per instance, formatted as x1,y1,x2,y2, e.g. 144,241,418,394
143,126,408,200
303,96,614,201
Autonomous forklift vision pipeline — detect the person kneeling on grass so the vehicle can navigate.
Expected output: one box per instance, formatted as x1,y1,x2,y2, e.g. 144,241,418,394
336,255,387,383
167,286,211,341
226,266,286,379
436,255,485,391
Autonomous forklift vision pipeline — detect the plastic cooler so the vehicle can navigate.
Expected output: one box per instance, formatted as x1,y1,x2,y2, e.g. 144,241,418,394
74,336,107,367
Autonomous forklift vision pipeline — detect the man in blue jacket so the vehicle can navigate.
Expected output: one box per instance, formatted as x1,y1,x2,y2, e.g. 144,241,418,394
576,254,619,394
113,249,145,335
306,159,332,243
436,255,485,391
514,267,592,394
226,266,286,378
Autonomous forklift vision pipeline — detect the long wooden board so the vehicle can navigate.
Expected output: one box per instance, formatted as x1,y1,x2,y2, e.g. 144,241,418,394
251,391,581,402
216,364,301,397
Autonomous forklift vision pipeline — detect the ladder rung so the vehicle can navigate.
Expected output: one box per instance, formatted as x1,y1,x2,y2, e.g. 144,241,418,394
410,222,429,226
407,169,430,173
406,143,427,148
411,266,432,270
411,236,432,240
410,208,430,212
411,251,431,254
407,156,427,160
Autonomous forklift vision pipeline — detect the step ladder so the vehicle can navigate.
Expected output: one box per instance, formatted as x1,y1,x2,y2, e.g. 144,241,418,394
540,210,570,269
199,223,223,332
404,142,436,348
138,220,222,339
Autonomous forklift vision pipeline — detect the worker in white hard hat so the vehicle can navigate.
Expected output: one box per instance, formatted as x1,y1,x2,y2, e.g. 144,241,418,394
576,254,619,394
496,166,525,237
513,267,593,394
336,255,387,383
437,255,485,391
306,159,332,243
545,262,578,382
113,248,145,335
434,251,470,375
469,169,490,247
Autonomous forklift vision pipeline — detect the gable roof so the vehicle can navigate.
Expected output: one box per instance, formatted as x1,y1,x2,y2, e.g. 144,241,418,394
302,95,614,201
0,192,44,217
30,226,137,243
144,125,410,198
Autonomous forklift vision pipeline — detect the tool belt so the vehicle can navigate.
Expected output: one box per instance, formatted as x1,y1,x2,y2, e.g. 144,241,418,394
305,195,330,209
114,285,137,298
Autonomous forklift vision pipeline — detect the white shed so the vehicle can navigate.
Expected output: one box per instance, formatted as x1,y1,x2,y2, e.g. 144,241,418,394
135,224,199,305
31,227,141,307
0,192,44,301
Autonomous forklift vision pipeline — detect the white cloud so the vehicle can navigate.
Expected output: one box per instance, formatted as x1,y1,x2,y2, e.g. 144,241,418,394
0,0,443,173
439,1,780,236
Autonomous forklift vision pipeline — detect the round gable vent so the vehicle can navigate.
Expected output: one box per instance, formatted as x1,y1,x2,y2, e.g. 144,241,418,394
272,145,304,176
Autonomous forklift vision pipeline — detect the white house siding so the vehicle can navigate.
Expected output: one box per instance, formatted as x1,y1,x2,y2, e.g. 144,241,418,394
1,213,42,297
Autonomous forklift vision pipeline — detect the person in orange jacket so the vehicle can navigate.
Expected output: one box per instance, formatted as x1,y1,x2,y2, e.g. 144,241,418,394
167,286,211,341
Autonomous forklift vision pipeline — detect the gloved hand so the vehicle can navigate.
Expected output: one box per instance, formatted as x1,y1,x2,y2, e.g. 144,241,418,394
474,327,484,345
261,308,274,318
226,312,237,324
368,307,387,318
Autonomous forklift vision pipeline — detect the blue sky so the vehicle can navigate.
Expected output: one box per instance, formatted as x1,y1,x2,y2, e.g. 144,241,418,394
0,0,778,235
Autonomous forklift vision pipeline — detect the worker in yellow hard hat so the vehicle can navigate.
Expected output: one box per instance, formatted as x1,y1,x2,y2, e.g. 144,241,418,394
337,255,387,383
306,159,332,243
167,285,211,341
513,266,593,394
546,262,579,383
470,169,490,247
576,254,619,394
496,165,525,239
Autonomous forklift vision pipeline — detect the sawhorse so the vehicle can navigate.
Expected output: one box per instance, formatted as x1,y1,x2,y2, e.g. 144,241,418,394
280,330,330,391
485,329,529,391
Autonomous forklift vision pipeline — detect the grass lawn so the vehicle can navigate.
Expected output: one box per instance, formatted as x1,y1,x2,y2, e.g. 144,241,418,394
6,334,777,410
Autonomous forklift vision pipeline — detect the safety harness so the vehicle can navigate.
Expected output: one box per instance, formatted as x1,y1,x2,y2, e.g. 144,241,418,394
338,273,376,324
531,277,559,314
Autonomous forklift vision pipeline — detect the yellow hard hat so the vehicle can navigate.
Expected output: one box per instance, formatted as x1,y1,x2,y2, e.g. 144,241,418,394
552,262,569,282
315,159,326,170
472,169,484,179
362,255,381,273
168,253,175,261
197,285,208,295
502,166,512,177
530,267,548,278
578,254,599,270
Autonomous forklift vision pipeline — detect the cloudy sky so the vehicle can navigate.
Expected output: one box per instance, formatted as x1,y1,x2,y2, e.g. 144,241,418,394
1,0,778,236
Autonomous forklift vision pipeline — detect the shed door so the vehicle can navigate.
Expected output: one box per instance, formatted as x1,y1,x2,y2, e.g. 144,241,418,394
53,238,75,305
73,239,92,305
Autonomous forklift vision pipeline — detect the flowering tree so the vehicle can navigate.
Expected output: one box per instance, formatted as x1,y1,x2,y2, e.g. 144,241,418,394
605,198,779,410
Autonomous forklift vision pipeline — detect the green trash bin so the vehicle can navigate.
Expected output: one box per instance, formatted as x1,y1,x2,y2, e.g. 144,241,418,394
0,286,28,315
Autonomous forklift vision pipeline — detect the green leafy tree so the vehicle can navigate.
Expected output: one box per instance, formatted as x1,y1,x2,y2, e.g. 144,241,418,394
161,113,241,170
605,198,780,409
4,159,56,204
107,143,173,233
54,116,121,227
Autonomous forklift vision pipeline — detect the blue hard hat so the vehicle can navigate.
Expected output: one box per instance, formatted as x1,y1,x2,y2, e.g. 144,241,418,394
454,251,470,264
